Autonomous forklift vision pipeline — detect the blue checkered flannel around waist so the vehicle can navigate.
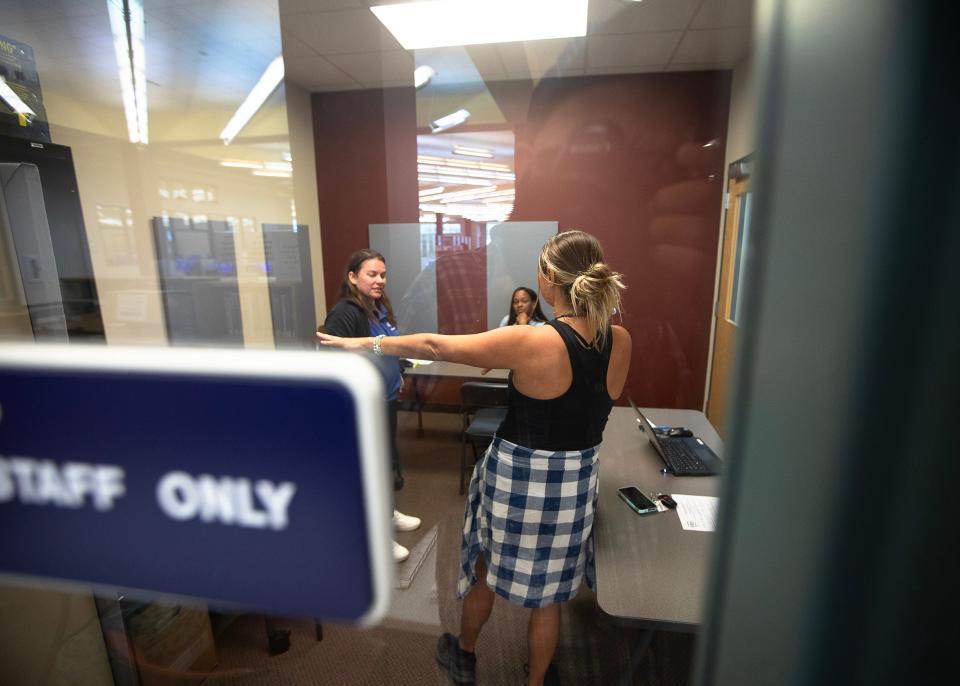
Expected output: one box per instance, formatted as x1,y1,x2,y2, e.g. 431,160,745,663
458,435,600,608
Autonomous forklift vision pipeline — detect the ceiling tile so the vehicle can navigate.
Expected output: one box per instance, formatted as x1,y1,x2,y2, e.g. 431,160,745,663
586,32,682,69
326,50,414,85
663,63,733,72
0,4,60,26
280,7,402,55
413,47,496,88
282,30,317,57
182,0,280,28
690,0,754,29
585,64,665,76
503,69,586,83
47,0,109,19
588,0,700,34
671,28,751,65
498,38,586,79
283,54,358,90
2,18,113,62
370,78,416,89
463,45,506,79
279,0,364,14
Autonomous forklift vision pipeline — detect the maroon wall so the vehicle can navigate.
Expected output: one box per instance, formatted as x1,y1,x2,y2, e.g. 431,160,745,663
511,72,731,409
312,87,419,310
312,72,730,409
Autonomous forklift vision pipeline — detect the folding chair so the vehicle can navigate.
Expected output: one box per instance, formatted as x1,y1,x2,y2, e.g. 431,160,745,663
459,381,509,494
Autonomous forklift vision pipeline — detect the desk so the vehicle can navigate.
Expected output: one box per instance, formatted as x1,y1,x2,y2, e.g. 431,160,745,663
404,362,509,436
593,407,723,632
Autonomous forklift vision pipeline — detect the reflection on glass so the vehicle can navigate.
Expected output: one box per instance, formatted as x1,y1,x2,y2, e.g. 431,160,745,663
262,222,316,349
96,205,137,267
0,0,756,681
730,191,753,325
417,130,516,224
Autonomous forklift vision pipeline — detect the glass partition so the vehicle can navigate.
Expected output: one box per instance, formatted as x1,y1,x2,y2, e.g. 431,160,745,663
0,1,755,684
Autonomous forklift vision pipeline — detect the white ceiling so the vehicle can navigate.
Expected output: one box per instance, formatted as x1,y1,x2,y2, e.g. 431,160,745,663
281,0,753,91
0,0,751,110
0,0,751,148
1,0,284,112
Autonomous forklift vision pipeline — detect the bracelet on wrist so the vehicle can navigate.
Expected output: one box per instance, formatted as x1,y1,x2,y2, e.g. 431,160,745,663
372,334,385,356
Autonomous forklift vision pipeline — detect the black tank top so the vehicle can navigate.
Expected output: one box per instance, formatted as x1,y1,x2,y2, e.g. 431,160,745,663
497,320,615,451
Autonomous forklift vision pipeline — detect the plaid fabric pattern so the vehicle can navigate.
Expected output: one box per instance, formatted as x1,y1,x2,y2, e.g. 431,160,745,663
458,436,600,608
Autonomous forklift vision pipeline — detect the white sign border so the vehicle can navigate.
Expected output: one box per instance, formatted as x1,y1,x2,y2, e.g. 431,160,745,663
0,343,394,626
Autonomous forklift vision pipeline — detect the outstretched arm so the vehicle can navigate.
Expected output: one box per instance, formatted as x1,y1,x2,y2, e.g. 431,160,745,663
316,326,537,371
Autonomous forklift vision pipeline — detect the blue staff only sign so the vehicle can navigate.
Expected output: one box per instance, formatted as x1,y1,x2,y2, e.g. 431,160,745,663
0,344,393,624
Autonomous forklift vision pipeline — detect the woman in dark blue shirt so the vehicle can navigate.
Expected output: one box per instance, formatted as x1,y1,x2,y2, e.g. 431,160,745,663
323,249,420,563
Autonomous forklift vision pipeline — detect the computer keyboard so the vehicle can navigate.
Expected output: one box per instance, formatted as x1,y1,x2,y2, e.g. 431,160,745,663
661,440,711,475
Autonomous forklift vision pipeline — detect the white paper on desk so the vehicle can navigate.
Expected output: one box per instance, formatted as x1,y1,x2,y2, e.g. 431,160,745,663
672,495,719,532
407,359,433,366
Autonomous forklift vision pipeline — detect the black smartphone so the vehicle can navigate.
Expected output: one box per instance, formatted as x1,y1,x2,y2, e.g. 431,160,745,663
617,486,659,515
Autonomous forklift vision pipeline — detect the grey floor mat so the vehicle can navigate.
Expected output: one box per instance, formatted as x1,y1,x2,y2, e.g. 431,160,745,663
395,524,439,590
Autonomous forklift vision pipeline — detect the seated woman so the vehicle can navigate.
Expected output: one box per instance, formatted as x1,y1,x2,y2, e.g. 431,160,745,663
498,286,547,327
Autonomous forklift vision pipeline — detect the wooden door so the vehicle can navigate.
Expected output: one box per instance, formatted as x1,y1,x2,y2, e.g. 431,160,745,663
706,176,752,433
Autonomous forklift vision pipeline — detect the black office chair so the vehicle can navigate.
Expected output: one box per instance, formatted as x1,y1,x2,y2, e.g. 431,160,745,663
459,382,509,494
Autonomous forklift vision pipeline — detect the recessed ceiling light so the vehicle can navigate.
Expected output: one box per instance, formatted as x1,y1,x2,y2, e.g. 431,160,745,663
220,160,263,169
0,76,35,118
252,170,292,178
264,161,293,172
107,0,148,144
430,109,470,133
414,65,435,89
453,146,494,158
220,56,284,146
371,0,588,50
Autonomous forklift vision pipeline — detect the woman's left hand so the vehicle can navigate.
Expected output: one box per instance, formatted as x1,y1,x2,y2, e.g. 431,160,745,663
316,332,371,352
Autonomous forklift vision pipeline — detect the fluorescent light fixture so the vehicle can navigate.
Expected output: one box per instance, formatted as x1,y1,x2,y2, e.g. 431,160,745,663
418,163,515,182
414,65,435,89
417,154,511,172
0,76,35,117
371,0,587,50
220,56,285,145
418,174,497,186
107,0,148,144
252,170,292,178
429,109,470,133
433,185,499,203
220,160,263,169
264,161,293,172
419,186,445,196
453,146,493,158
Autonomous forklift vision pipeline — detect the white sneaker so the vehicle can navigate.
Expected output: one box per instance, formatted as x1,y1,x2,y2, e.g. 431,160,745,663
393,509,421,532
393,540,410,563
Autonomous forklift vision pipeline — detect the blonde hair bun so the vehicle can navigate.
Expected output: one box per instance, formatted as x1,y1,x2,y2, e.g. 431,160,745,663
539,231,625,347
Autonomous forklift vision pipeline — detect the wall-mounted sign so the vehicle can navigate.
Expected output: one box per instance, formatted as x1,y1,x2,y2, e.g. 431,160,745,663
0,345,393,624
0,34,50,143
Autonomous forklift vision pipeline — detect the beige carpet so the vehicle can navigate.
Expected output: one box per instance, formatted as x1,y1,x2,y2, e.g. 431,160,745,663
205,411,695,685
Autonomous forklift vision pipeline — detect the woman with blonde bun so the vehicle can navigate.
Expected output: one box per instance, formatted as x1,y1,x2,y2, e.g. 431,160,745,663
318,231,631,686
